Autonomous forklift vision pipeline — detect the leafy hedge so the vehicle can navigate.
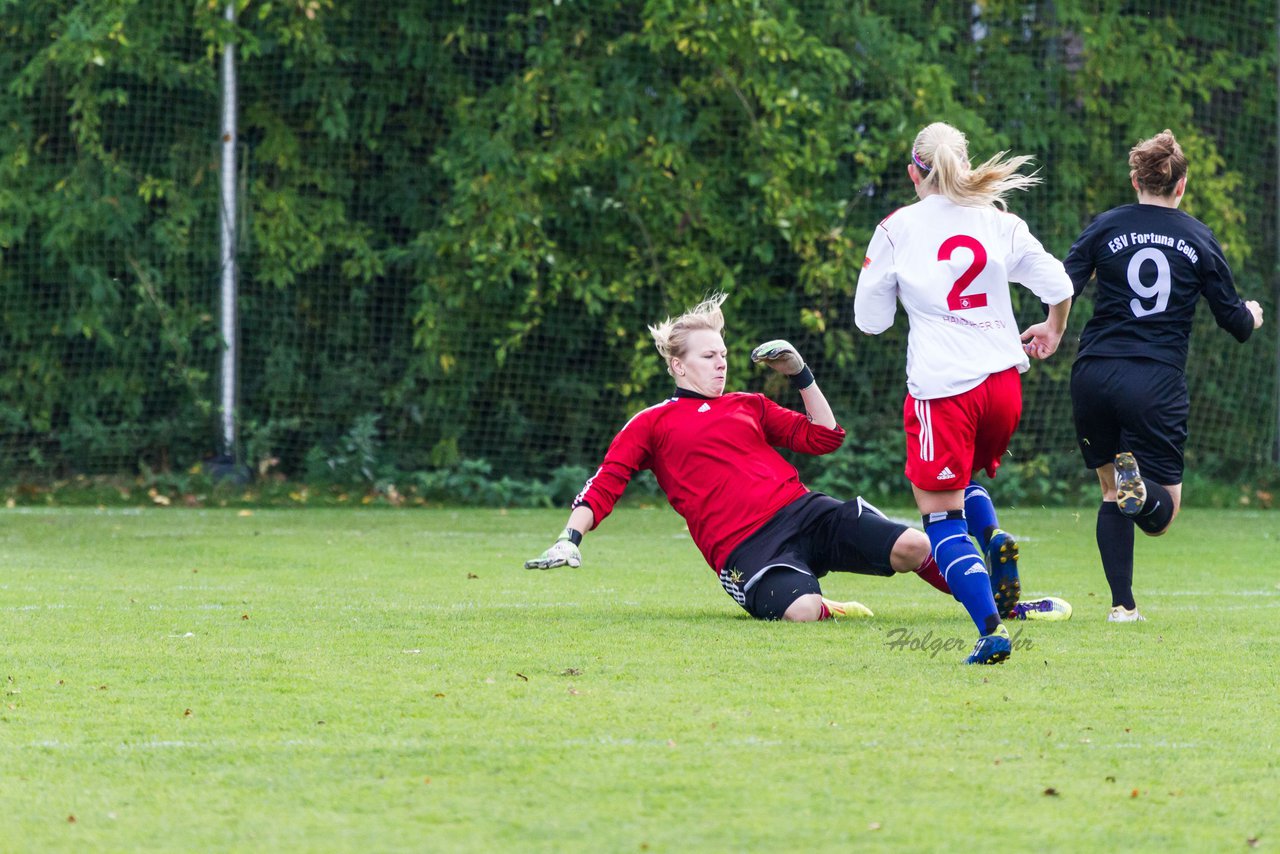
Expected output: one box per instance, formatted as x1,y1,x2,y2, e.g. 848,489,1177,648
0,0,1275,504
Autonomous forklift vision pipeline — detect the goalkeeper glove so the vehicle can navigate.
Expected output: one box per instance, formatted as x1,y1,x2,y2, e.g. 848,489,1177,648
524,527,582,570
750,339,814,390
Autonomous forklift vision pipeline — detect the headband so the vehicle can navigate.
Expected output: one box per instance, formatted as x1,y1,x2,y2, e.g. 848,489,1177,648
911,150,932,173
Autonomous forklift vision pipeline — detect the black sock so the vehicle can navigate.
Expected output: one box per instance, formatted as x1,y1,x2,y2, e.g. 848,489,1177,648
1134,481,1174,534
1097,502,1136,609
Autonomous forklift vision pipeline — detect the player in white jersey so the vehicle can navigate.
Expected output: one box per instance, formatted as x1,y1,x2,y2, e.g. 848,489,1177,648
855,122,1075,662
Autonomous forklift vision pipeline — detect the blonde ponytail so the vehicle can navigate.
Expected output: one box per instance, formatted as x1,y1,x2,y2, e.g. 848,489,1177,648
912,122,1041,209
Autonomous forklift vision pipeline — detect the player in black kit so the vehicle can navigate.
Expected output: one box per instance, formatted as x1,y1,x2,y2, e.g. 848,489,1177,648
1065,130,1264,622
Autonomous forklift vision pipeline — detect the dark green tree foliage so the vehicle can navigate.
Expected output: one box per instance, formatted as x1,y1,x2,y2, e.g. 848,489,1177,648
1,0,223,473
0,0,1275,492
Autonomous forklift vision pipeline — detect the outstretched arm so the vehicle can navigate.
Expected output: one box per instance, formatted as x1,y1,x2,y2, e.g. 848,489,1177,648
525,505,596,569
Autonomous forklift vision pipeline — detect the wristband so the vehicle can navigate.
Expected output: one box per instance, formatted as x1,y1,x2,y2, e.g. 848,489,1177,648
789,365,815,391
560,527,583,546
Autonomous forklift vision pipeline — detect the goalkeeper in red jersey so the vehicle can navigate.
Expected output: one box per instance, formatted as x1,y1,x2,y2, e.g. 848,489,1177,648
524,294,967,641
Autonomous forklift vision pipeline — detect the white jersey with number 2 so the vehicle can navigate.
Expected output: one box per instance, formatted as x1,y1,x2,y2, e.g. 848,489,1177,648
854,194,1073,400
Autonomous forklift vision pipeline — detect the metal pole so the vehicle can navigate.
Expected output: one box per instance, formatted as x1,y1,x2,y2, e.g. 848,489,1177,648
219,2,239,464
1272,0,1280,466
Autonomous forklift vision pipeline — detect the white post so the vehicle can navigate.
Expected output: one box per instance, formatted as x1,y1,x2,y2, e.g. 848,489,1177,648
219,2,239,463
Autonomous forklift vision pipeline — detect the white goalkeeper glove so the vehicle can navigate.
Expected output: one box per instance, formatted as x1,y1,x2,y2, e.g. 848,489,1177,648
524,528,582,570
751,339,814,389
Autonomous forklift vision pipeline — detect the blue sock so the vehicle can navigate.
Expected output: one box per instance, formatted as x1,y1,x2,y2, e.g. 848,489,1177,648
963,482,999,550
924,512,1001,636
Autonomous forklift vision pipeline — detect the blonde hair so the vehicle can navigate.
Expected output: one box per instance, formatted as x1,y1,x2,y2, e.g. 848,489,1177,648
911,122,1041,209
1129,129,1187,196
649,293,727,374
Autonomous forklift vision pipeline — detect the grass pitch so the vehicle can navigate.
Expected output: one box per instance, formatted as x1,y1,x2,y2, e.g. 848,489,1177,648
1,505,1276,851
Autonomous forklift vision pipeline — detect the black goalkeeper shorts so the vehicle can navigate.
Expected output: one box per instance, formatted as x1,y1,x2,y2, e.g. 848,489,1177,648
718,492,906,620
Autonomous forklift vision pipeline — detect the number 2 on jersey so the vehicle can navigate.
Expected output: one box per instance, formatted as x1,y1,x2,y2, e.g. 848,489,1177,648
939,235,988,311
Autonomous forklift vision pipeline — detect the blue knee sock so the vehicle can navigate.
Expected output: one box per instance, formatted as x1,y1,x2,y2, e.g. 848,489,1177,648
963,482,999,550
924,512,1001,636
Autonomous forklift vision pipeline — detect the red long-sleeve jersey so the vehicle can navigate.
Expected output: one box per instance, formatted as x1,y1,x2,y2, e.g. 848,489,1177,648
572,391,846,573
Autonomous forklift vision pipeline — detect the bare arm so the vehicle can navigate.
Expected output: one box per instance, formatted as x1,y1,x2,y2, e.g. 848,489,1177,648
1020,297,1072,360
798,381,836,429
564,504,595,538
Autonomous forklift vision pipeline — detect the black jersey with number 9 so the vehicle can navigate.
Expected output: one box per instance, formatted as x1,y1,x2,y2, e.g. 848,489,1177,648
1065,203,1254,370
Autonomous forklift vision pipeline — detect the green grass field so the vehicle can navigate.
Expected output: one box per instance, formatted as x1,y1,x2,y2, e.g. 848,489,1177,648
2,505,1277,851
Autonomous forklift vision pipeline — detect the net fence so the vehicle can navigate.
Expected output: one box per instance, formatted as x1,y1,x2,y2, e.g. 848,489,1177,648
1,0,1276,504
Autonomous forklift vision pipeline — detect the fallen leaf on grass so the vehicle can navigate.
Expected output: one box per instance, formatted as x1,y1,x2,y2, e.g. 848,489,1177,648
1130,789,1140,798
515,673,528,682
1043,788,1059,797
560,668,582,676
466,573,479,579
183,708,192,717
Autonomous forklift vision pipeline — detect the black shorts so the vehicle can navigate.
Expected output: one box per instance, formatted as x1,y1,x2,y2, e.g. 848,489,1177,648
718,492,907,620
1070,356,1189,485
